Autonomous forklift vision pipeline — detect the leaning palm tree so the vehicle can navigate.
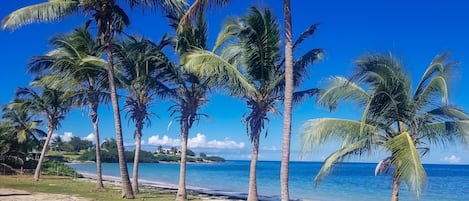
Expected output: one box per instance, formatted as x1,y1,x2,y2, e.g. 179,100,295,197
3,0,186,198
114,35,172,193
12,87,72,181
301,52,469,201
28,27,109,189
183,7,323,201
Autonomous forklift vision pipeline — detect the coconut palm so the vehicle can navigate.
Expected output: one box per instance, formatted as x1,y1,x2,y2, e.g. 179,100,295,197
1,103,47,162
3,0,186,197
114,35,173,193
162,11,213,201
183,7,323,201
28,27,109,189
12,87,72,181
301,52,469,201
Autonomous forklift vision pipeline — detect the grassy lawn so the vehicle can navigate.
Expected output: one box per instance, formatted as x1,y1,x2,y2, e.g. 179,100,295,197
0,175,201,201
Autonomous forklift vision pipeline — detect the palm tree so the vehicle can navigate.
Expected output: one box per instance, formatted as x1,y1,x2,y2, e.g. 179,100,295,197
13,87,72,181
3,0,186,198
1,103,47,162
301,53,469,201
183,7,323,201
28,27,109,189
281,1,293,200
114,35,172,193
163,11,213,201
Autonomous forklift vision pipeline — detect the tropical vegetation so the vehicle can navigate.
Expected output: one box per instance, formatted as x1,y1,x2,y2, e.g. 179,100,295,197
1,1,468,201
301,53,469,201
183,7,323,201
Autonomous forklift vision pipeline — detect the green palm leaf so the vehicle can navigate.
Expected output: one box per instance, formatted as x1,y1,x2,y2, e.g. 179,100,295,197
2,0,80,30
385,132,426,197
182,49,256,96
316,76,369,111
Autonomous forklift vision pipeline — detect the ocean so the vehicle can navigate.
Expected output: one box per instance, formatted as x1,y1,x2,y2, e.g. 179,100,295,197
69,161,469,201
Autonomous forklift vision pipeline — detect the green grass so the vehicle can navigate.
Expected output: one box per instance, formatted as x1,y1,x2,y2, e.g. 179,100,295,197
0,175,202,201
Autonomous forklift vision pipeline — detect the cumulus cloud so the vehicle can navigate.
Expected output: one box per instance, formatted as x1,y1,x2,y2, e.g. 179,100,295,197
442,155,461,164
147,133,245,149
52,132,74,142
148,135,181,147
83,133,95,142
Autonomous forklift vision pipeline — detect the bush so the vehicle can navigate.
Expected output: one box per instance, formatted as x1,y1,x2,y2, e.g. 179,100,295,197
42,160,82,177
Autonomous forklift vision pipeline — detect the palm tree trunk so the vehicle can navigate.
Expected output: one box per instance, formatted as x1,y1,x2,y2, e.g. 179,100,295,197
391,170,400,201
104,21,134,199
176,127,189,201
132,131,142,193
281,0,293,200
247,137,259,201
91,109,104,189
34,124,54,181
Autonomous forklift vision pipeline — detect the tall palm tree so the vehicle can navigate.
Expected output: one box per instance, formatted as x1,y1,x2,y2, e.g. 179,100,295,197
183,7,323,201
114,35,172,193
12,87,72,181
281,1,293,200
3,1,185,197
28,27,109,189
301,53,469,201
164,11,213,201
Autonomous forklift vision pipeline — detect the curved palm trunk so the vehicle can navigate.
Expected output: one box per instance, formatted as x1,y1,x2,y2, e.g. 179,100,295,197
176,126,189,201
90,107,104,189
132,130,142,193
34,124,54,181
280,0,293,200
104,22,134,198
247,137,260,201
391,171,400,201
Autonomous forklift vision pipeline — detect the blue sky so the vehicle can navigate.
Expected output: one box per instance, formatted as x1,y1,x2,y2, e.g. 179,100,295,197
1,0,469,164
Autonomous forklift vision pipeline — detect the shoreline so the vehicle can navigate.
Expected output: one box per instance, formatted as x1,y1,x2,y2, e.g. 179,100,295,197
78,171,252,201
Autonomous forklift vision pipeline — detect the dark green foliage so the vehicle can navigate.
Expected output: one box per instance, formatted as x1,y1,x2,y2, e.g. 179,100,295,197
204,156,225,162
41,160,82,177
186,149,195,156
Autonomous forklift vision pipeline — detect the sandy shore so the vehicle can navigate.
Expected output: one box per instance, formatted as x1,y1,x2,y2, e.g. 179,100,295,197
0,188,91,201
77,172,248,201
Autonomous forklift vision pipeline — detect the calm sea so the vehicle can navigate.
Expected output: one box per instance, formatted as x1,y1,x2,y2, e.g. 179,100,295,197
69,161,469,201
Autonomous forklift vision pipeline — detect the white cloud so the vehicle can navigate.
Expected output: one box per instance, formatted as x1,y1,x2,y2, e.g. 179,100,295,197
262,146,279,151
442,155,461,164
83,133,95,142
148,135,181,147
147,133,245,149
58,132,74,142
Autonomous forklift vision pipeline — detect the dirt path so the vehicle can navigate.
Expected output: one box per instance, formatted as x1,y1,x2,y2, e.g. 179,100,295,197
0,188,91,201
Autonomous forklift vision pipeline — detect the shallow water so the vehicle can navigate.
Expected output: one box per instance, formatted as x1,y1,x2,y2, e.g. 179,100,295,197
69,161,469,201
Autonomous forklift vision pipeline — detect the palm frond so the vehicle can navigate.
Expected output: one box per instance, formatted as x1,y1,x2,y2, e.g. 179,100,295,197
293,48,324,87
292,23,319,50
292,88,319,105
301,118,376,153
313,139,368,185
419,120,469,146
182,49,255,96
316,76,369,111
385,132,426,197
2,0,80,30
177,0,230,32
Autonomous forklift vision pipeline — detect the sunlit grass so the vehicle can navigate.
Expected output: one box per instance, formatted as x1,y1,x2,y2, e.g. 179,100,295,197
0,175,203,201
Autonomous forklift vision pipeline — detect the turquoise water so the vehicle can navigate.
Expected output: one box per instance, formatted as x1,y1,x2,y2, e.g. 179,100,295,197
69,161,469,201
